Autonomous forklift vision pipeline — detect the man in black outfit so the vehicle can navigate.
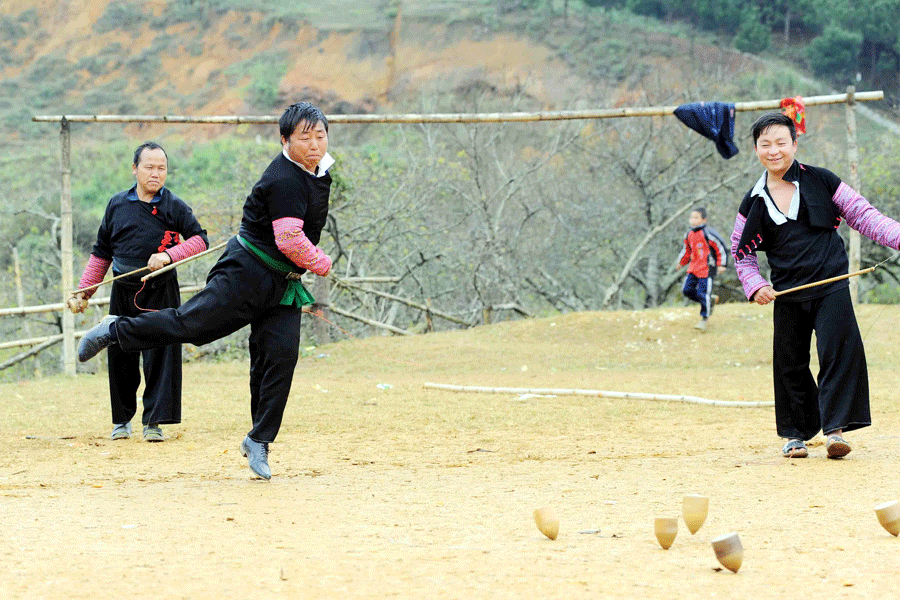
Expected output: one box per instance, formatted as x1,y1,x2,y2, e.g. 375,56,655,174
78,102,334,479
71,142,208,442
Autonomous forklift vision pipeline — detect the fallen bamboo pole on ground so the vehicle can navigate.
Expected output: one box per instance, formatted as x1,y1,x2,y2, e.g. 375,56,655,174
423,383,773,408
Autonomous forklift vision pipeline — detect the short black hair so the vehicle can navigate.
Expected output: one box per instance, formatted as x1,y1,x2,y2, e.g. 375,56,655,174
751,113,797,145
280,102,328,139
693,207,707,219
133,142,167,167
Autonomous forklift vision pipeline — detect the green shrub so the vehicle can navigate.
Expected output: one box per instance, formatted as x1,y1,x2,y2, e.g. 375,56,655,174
94,2,147,33
734,8,770,54
806,25,862,81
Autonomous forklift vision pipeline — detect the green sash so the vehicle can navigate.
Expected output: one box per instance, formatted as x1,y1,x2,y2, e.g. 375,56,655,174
237,236,316,308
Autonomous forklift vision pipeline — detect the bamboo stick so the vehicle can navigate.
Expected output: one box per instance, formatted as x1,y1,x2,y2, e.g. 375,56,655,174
32,91,884,125
422,383,773,408
70,240,227,296
141,240,229,281
771,266,876,298
72,265,152,295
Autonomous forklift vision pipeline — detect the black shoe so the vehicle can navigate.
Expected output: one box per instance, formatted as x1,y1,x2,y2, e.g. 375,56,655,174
77,315,118,362
239,436,271,480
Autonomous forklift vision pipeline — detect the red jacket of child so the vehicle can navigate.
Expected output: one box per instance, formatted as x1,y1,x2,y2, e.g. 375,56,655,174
679,224,725,278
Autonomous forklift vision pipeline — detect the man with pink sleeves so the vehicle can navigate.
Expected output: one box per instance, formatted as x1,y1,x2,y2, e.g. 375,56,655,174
70,142,208,442
77,102,333,480
731,113,900,460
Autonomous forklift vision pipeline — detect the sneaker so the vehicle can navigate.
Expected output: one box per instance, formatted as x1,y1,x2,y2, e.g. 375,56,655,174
143,424,164,442
111,422,132,440
694,318,708,332
77,315,118,362
239,436,271,480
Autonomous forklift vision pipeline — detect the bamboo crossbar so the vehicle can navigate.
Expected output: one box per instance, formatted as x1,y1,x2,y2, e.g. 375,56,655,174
32,91,884,125
0,331,85,350
0,285,204,317
423,383,774,408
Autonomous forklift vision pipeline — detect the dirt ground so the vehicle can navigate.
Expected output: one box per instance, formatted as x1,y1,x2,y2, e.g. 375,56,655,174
2,302,899,599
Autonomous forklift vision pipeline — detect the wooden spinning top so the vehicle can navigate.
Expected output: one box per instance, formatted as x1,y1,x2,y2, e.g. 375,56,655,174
711,532,743,573
654,517,678,549
533,506,559,540
682,494,709,534
875,500,900,537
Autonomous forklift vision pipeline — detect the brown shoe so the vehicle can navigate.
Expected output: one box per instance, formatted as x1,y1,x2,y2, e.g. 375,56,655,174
826,434,851,459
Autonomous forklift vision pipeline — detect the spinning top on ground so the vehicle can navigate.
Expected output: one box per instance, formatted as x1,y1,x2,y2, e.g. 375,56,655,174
682,494,709,534
654,517,678,549
533,506,559,540
875,500,900,536
711,532,743,573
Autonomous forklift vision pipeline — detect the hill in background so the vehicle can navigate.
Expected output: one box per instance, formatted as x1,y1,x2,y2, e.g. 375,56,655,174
2,0,795,141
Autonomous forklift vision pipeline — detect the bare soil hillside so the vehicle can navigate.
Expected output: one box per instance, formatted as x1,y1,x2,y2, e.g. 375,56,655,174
2,303,899,598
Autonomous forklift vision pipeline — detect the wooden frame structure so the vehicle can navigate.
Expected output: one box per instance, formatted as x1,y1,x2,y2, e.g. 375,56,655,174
29,87,883,375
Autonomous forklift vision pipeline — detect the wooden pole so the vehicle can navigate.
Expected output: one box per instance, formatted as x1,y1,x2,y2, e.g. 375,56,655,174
845,86,862,305
59,117,75,375
12,246,32,337
31,91,885,126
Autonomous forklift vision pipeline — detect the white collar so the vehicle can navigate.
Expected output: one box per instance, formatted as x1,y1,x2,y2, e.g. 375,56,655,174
752,170,800,224
282,149,334,178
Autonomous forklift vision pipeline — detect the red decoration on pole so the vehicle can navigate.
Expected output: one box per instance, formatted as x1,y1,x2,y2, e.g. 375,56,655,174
780,96,806,134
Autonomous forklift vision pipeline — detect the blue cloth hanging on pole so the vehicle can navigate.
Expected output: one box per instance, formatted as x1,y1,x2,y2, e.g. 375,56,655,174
674,101,739,159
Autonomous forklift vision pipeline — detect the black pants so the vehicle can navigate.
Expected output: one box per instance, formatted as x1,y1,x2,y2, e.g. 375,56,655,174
772,287,870,440
108,273,182,425
114,238,301,443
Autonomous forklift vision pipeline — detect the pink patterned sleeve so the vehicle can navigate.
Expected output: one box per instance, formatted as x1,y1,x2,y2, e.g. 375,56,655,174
730,213,770,300
77,254,111,300
164,235,208,263
272,217,332,276
832,182,900,250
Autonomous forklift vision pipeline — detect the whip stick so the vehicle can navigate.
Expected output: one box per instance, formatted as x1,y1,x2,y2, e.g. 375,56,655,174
141,240,229,281
71,265,152,296
69,240,229,297
770,251,900,298
772,266,876,297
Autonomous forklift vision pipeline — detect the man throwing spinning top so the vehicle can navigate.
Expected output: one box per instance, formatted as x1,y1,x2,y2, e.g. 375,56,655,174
79,102,334,479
